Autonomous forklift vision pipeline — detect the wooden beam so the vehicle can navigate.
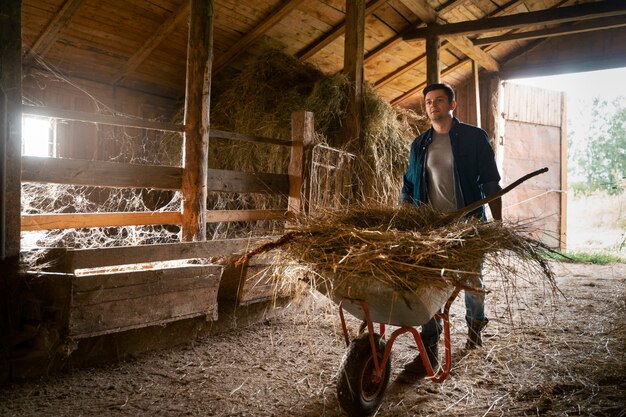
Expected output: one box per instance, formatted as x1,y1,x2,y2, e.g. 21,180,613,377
182,0,213,242
472,60,481,128
404,0,626,39
446,36,498,72
364,0,470,65
400,0,498,72
297,0,389,61
1,0,22,260
473,15,626,46
21,212,183,231
288,111,315,215
21,156,183,189
23,0,86,62
343,0,366,153
111,2,190,85
214,0,305,73
210,129,291,146
425,34,440,85
559,93,568,251
40,238,269,272
21,209,287,232
207,168,289,195
389,0,527,104
391,56,471,106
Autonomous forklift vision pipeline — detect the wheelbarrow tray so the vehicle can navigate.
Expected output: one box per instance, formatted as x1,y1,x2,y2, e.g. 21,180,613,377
320,275,455,327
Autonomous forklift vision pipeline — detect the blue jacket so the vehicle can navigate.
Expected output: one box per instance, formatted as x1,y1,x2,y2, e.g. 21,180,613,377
400,117,501,219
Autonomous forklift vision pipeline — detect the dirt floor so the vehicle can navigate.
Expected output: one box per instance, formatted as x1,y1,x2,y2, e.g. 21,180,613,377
1,262,625,417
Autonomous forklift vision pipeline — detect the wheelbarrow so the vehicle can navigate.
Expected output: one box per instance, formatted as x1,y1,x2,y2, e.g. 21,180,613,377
325,275,461,416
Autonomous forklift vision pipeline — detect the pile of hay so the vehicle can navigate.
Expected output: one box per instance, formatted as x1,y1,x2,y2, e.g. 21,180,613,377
238,204,558,296
209,46,424,204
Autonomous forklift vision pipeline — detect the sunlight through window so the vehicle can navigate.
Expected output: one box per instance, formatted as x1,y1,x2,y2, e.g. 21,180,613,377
22,116,54,157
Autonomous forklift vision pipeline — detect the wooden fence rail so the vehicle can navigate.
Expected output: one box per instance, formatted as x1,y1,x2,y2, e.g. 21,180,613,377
20,106,313,233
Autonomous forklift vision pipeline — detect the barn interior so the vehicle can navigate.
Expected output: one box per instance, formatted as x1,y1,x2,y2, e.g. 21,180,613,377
2,0,626,384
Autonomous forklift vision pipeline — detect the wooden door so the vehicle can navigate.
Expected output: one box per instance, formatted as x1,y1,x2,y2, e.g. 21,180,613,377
499,82,567,250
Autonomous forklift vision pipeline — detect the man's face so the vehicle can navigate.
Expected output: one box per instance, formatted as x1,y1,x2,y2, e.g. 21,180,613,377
424,90,456,121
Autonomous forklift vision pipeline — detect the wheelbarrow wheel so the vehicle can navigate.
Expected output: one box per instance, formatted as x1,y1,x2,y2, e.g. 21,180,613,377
336,332,390,417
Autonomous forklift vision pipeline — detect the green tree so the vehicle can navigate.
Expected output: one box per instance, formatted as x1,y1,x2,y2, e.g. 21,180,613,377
575,97,626,195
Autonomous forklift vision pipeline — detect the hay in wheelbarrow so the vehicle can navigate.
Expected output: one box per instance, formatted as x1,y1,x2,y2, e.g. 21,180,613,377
237,203,559,300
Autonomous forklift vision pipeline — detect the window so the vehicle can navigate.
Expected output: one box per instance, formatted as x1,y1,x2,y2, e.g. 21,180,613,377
22,116,55,157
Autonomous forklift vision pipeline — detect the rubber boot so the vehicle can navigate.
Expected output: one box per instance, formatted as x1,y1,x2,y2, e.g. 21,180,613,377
397,338,439,383
466,318,489,349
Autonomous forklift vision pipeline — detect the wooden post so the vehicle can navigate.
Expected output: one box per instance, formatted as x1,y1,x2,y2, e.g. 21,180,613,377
425,33,440,85
472,60,481,128
342,0,365,152
182,0,213,242
1,0,22,261
559,93,568,251
288,111,315,216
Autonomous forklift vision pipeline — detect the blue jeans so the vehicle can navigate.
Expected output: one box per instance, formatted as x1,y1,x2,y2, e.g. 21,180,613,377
420,272,485,346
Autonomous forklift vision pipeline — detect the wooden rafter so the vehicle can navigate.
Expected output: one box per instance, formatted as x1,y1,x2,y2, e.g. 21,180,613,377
111,2,190,85
24,0,86,61
297,0,389,61
364,0,466,65
373,0,524,91
400,0,499,71
474,15,626,46
213,0,306,74
404,0,626,39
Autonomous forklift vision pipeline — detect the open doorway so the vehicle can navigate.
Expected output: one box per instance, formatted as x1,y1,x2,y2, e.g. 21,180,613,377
508,67,626,255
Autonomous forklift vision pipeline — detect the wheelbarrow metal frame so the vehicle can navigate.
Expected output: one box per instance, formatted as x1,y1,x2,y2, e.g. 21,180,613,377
338,286,461,383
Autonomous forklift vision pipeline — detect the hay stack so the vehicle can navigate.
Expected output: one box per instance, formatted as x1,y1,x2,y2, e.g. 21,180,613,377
239,204,557,297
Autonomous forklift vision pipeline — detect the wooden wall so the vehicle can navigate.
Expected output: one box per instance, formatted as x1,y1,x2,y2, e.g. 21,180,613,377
22,71,180,162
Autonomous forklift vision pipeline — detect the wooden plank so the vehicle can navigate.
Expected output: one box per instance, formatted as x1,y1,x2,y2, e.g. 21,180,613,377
21,210,287,232
22,104,184,132
288,111,315,215
73,265,221,302
21,211,183,232
111,1,190,84
182,0,213,242
21,156,183,190
426,34,441,84
1,0,22,260
45,238,270,272
343,0,365,153
404,0,626,39
472,59,481,128
214,0,305,73
68,268,220,337
210,129,292,146
297,0,390,61
400,0,499,72
205,209,287,223
207,168,289,194
24,0,86,61
559,93,567,251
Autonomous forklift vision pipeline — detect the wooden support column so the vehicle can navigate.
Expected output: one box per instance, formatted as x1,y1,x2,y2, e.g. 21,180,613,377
288,111,315,216
425,33,440,85
559,93,568,251
342,0,365,152
182,0,213,242
1,0,22,261
472,60,481,128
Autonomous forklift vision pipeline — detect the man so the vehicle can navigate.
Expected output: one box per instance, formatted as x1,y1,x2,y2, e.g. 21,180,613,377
398,83,502,381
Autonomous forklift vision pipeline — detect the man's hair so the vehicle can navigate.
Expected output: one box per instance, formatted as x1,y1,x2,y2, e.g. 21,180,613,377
423,83,455,103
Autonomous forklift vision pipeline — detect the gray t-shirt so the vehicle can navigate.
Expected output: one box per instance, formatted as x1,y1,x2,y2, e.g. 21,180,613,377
426,132,457,212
